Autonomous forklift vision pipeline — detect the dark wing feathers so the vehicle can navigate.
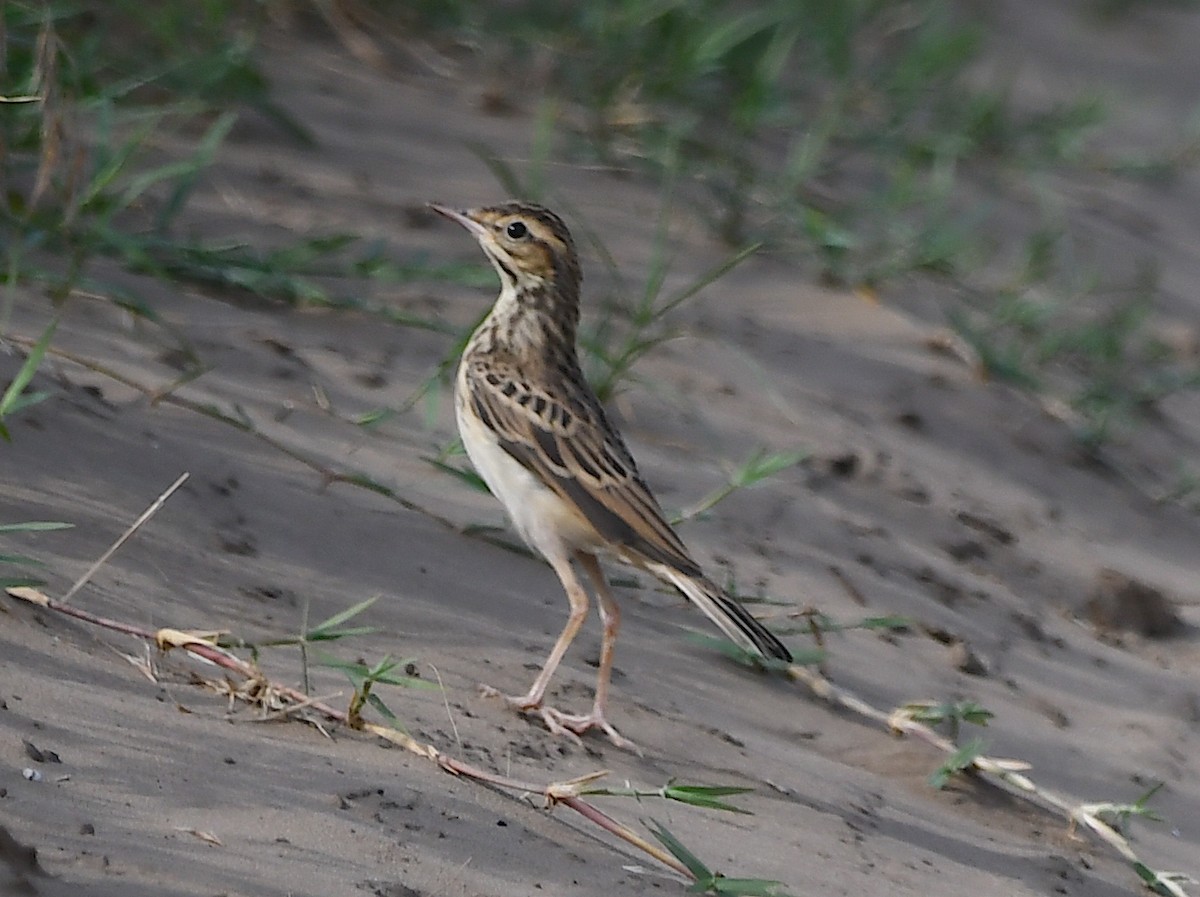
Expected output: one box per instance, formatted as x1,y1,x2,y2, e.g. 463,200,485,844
467,359,702,576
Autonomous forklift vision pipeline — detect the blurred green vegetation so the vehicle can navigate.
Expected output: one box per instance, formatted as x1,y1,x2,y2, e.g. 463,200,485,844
2,0,1198,458
404,0,1108,278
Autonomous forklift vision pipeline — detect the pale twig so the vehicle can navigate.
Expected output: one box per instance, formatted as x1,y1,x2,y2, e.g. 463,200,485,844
6,586,697,883
254,693,344,725
60,472,189,604
784,661,1193,897
427,663,462,751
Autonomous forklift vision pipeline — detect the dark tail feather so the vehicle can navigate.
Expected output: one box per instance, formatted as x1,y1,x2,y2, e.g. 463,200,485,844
714,590,792,662
655,566,792,662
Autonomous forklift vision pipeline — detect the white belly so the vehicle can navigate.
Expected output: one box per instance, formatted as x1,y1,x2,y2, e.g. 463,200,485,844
455,381,601,562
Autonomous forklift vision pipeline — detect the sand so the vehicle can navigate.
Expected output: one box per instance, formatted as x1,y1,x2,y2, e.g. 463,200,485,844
3,3,1199,895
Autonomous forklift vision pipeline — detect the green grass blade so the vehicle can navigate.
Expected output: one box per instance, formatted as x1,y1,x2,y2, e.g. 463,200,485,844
1,318,58,419
687,633,815,670
665,784,754,814
321,658,437,690
0,521,74,533
658,242,761,318
645,819,712,882
305,626,378,642
705,877,793,896
155,111,238,230
424,456,491,494
305,596,380,639
77,114,158,211
0,576,46,589
0,554,48,566
929,736,986,789
365,690,400,723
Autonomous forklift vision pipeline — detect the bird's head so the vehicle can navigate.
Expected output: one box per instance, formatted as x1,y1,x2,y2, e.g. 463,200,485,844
429,201,580,298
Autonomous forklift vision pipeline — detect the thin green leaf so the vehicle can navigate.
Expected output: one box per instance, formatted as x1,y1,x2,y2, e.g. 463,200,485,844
425,456,491,494
0,521,73,533
1,390,50,416
704,877,793,896
0,554,47,566
1,318,58,417
929,736,986,789
906,700,993,728
645,819,712,881
669,784,755,798
155,111,238,229
659,242,762,318
808,614,912,634
317,655,436,690
583,782,754,814
365,691,400,723
666,784,754,814
306,596,380,639
305,626,378,643
336,473,395,497
77,116,158,211
731,449,807,487
0,576,45,589
687,633,814,670
353,408,395,429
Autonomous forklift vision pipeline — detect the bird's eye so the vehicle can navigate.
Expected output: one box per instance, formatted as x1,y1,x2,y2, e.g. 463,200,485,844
505,221,528,240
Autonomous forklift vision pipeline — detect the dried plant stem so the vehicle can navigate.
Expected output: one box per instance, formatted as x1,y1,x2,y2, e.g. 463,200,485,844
5,585,694,883
60,472,189,604
784,662,1191,897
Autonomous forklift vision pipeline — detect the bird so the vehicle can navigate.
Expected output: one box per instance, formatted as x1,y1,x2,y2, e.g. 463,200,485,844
429,200,792,751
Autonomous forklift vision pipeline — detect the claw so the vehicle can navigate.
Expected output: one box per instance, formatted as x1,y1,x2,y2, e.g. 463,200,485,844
541,707,641,754
480,684,639,752
479,683,541,712
537,707,585,746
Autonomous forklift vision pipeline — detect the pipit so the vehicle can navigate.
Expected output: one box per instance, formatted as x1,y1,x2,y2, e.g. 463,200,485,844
430,201,791,751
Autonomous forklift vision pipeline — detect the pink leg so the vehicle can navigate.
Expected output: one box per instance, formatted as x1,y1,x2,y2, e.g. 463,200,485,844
481,551,589,713
538,553,639,753
481,551,638,751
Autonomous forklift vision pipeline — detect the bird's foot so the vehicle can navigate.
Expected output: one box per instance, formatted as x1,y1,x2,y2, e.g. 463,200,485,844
479,683,544,712
541,706,641,754
480,685,639,753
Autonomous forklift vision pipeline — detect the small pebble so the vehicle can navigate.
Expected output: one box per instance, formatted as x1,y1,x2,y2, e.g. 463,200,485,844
949,641,989,676
1086,569,1182,638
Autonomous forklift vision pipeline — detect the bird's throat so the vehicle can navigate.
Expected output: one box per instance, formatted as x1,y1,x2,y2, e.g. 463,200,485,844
473,279,580,360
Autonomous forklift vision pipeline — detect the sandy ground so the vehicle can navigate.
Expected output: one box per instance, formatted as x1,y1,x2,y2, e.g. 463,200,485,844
4,3,1200,895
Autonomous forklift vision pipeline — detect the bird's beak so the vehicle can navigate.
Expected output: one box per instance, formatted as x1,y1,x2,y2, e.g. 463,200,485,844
428,203,489,241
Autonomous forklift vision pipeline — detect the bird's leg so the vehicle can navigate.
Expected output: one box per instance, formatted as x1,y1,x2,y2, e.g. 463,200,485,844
481,552,588,716
579,552,621,720
538,553,640,753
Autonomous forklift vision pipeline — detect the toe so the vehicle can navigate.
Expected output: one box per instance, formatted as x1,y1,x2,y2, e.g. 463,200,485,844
539,708,584,746
544,709,640,753
479,684,542,712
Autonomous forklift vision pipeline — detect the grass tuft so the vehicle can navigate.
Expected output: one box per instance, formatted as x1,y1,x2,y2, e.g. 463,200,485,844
0,519,73,589
646,818,793,896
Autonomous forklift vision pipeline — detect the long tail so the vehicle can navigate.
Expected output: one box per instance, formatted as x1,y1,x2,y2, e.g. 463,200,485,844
652,565,792,663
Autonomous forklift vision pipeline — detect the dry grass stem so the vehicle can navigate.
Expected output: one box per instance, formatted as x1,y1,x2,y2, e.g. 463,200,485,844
427,663,463,751
60,472,189,604
9,583,680,874
785,662,1191,896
